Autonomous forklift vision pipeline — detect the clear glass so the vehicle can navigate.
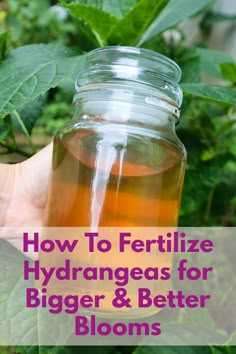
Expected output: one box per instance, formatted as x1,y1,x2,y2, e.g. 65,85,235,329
43,46,187,318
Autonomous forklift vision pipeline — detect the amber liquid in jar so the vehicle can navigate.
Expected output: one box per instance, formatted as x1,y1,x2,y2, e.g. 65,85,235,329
43,127,185,317
45,129,185,227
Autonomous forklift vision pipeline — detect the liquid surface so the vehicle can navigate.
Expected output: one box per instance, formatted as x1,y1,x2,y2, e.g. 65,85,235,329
42,128,186,317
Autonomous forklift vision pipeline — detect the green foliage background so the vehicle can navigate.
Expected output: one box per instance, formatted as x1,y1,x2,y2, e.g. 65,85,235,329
0,0,235,353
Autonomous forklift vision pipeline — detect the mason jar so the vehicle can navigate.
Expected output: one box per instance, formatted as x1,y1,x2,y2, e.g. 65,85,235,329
43,46,187,318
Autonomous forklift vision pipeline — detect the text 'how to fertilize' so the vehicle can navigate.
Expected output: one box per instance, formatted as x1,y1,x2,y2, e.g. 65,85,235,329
22,230,215,338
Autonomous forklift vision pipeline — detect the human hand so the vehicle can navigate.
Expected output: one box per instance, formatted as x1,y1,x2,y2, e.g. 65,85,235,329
0,144,52,255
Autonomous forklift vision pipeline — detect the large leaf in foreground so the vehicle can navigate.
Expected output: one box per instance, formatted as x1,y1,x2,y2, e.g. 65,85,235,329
137,0,212,45
0,240,73,347
0,241,37,345
12,95,47,135
182,83,236,105
0,44,85,118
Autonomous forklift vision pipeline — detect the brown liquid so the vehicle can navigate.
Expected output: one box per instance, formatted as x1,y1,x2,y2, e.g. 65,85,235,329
42,129,185,317
45,130,185,227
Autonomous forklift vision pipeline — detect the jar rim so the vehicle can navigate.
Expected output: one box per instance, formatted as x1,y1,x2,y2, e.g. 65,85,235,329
85,46,182,84
76,46,183,109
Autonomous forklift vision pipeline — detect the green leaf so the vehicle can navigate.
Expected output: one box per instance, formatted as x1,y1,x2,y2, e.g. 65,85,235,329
180,56,201,83
134,347,213,354
204,11,236,23
12,95,47,135
196,48,235,80
64,347,115,354
181,173,208,216
201,149,216,161
107,0,168,46
0,30,10,61
0,240,74,348
65,0,138,18
221,63,236,84
134,320,225,352
0,241,37,346
182,84,236,105
180,166,224,216
0,119,11,141
13,347,65,354
134,347,197,354
211,347,231,354
179,308,216,330
106,0,138,18
64,0,168,47
0,44,85,118
229,144,236,157
137,0,212,45
200,11,236,34
63,3,118,46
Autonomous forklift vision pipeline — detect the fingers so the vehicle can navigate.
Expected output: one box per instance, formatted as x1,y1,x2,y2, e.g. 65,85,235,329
20,143,53,208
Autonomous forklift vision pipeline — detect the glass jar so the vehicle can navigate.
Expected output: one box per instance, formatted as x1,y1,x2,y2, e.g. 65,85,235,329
44,46,186,228
43,46,187,318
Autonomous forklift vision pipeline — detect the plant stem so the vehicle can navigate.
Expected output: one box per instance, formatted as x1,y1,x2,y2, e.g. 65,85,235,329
13,110,37,154
0,141,32,158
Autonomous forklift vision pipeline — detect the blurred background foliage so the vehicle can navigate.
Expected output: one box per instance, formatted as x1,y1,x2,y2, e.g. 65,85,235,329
0,0,235,352
0,0,235,227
